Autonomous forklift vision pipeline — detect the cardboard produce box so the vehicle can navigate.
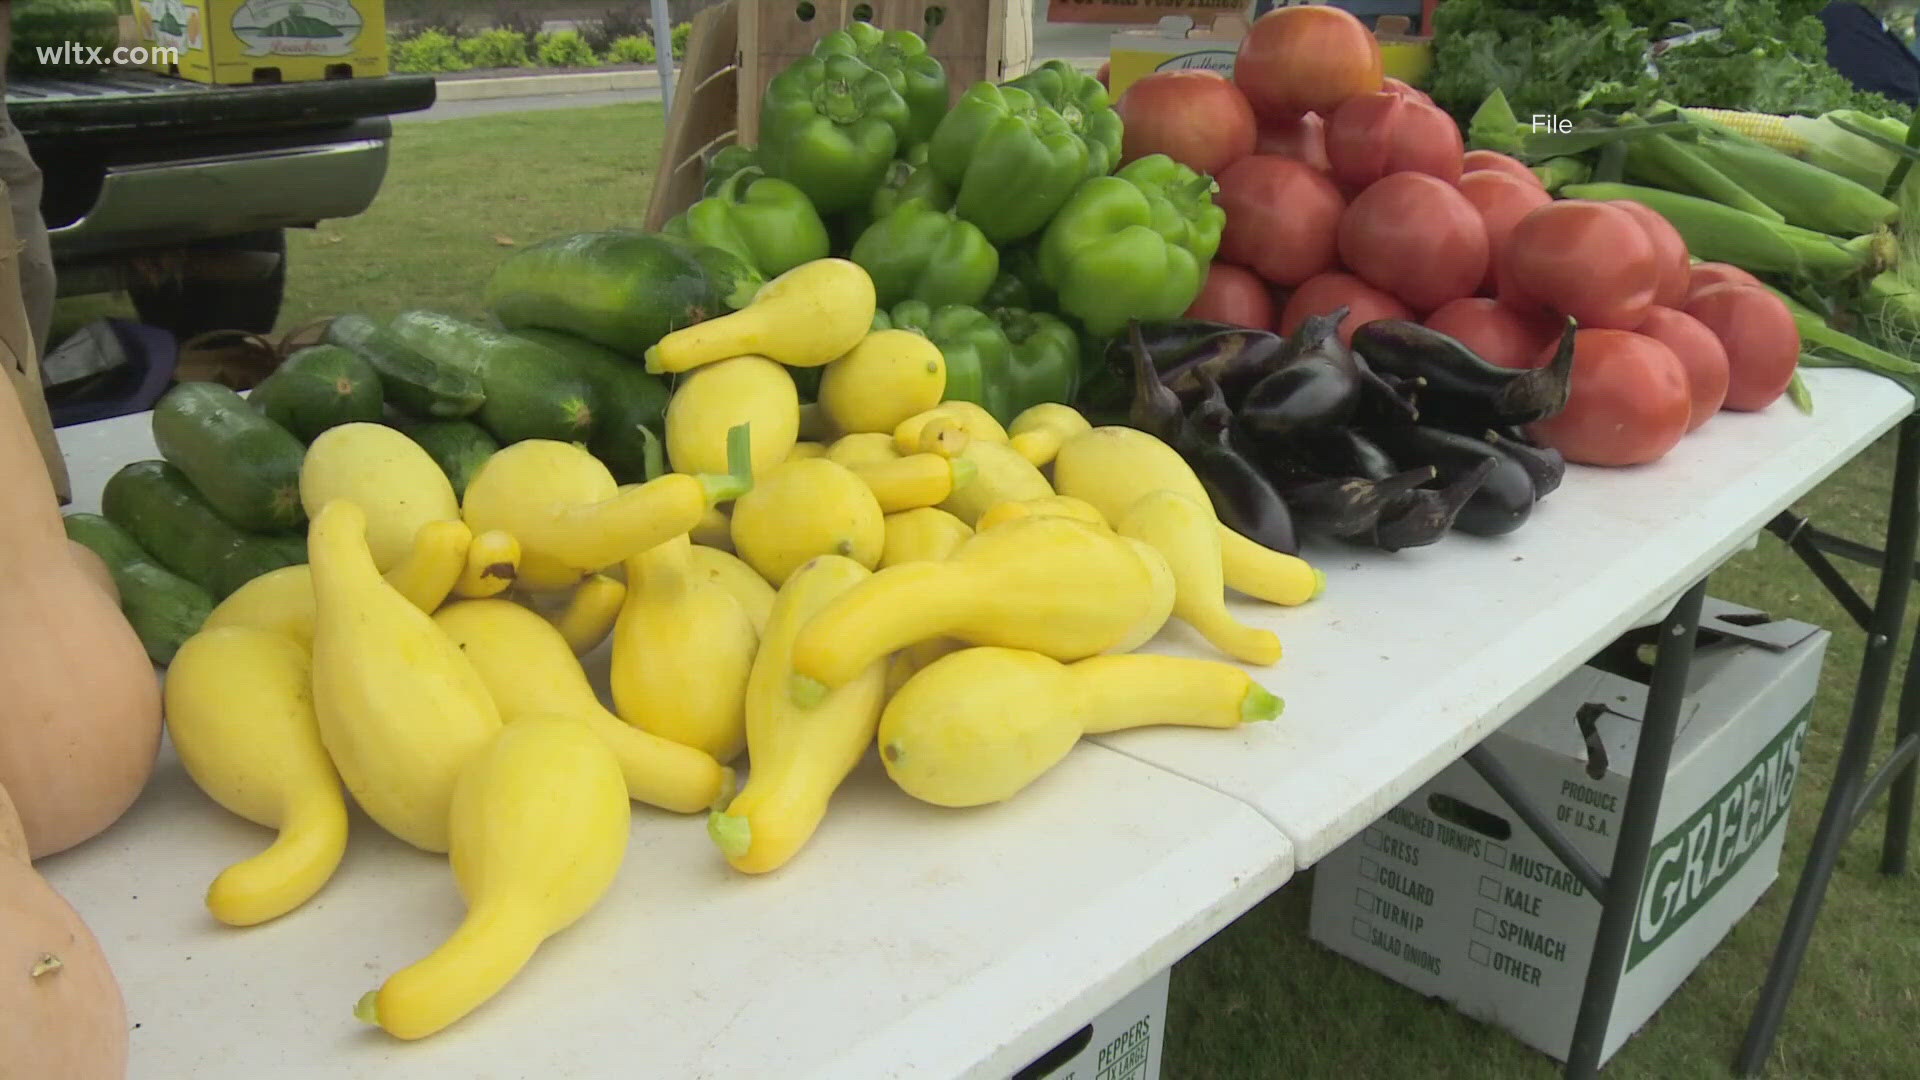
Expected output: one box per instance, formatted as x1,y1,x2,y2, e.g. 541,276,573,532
1016,969,1169,1080
1309,599,1827,1067
138,0,387,84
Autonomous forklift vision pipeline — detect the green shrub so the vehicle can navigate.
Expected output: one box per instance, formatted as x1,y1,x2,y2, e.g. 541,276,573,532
672,23,690,59
535,29,599,68
393,29,469,73
460,27,531,68
583,6,644,55
608,35,656,65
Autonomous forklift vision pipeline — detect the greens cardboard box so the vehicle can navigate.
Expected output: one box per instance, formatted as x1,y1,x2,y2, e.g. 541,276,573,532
1016,968,1168,1080
1307,599,1827,1067
136,0,387,84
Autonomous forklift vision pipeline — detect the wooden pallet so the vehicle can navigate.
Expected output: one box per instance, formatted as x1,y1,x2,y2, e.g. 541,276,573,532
645,0,1031,230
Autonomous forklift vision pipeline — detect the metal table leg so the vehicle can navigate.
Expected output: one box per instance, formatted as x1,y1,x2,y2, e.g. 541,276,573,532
1735,415,1920,1075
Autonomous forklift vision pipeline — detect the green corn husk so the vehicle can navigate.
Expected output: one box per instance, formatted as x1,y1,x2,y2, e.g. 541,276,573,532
1532,156,1592,193
1687,131,1899,236
1796,111,1907,190
1561,182,1882,280
1624,134,1785,223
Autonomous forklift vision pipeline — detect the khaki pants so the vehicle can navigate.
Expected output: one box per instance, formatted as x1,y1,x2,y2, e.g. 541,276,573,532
0,99,52,365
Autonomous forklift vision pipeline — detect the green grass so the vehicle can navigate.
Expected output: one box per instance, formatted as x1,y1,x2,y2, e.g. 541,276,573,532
51,102,1920,1079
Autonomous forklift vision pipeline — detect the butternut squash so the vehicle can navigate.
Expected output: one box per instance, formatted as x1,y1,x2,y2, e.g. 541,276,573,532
0,362,161,858
0,781,129,1078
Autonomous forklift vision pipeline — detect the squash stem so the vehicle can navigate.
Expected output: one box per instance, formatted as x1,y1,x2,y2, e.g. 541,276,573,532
1241,685,1284,724
789,674,829,710
708,811,752,858
697,423,756,505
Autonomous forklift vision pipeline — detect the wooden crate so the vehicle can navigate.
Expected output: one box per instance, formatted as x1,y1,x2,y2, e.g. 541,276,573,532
645,0,1030,230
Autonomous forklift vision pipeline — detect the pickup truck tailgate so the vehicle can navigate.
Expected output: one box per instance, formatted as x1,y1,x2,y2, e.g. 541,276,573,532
9,70,436,137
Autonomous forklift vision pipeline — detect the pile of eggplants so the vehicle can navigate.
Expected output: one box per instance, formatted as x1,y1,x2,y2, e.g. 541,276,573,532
1118,308,1577,554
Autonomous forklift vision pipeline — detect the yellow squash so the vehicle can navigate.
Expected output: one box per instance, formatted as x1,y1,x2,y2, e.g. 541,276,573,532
1007,403,1092,467
797,401,838,443
689,546,777,633
455,529,522,599
164,627,346,926
462,425,752,591
974,494,1109,533
645,258,875,373
690,505,734,551
356,717,628,1041
1116,490,1283,666
433,600,731,812
613,534,759,762
894,401,1006,456
880,507,973,568
729,457,884,585
203,517,472,649
308,500,502,852
936,439,1057,525
880,648,1283,807
300,423,459,572
665,355,798,477
1053,426,1323,607
789,514,1174,700
818,329,946,434
826,431,902,468
848,453,975,514
548,573,626,655
710,556,887,874
785,441,829,461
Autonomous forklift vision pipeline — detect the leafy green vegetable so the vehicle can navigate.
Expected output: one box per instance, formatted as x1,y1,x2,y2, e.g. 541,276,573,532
1431,1,1900,125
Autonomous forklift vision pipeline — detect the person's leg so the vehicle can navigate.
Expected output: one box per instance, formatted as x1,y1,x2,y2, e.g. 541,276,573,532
0,101,54,363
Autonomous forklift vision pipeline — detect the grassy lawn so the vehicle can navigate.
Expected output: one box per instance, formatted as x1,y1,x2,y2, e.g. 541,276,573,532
53,103,1920,1078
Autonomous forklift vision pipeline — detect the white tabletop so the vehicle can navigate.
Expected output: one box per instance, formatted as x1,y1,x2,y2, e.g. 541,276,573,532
1099,368,1913,865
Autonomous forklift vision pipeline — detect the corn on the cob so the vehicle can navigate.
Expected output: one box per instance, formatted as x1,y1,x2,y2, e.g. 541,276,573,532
1682,108,1807,154
1686,133,1898,235
1560,182,1875,279
1624,133,1785,222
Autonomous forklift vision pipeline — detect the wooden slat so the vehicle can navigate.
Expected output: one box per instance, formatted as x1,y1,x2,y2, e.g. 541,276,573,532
646,0,742,230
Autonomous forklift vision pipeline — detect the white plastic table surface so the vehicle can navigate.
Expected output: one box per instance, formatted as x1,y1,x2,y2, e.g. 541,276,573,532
43,414,1297,1080
1096,368,1912,866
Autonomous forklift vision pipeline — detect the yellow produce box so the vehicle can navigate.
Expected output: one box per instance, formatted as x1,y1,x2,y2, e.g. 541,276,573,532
137,0,387,85
1107,12,1433,101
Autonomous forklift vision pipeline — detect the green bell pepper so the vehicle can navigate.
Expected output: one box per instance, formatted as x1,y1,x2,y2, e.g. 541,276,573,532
1038,154,1226,337
662,167,831,280
839,143,952,244
813,22,949,148
887,301,1012,413
759,53,912,215
702,143,758,197
1003,59,1123,180
987,307,1079,421
927,83,1087,245
851,203,999,309
981,240,1054,311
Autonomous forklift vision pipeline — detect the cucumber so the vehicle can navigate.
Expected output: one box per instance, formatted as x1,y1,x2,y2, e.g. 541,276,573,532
152,381,307,532
408,420,500,498
484,231,763,359
62,513,214,664
102,461,307,600
250,345,384,442
510,328,669,482
326,313,486,419
389,311,596,445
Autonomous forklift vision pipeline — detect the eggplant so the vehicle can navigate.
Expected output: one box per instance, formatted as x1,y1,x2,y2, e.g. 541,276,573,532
1104,319,1247,379
1162,329,1289,408
1238,308,1363,439
1350,359,1422,427
1184,390,1300,555
1279,466,1436,537
1366,425,1537,537
1289,428,1400,482
1345,458,1496,552
1485,429,1566,498
1351,316,1577,428
1126,319,1188,444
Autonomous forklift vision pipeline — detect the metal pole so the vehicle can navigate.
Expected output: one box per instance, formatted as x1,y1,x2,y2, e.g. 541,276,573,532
1736,415,1920,1075
651,0,677,113
1563,578,1708,1080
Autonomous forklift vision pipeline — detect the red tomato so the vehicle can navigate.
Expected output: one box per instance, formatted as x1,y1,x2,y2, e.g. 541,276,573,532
1324,92,1464,188
1457,171,1551,294
1117,70,1258,176
1499,200,1659,330
1461,150,1544,190
1685,262,1765,304
1635,306,1730,432
1424,298,1562,371
1526,330,1692,466
1235,5,1383,122
1186,262,1275,328
1682,284,1801,411
1606,201,1691,310
1255,111,1331,172
1215,155,1346,287
1381,77,1434,108
1096,61,1110,90
1338,172,1488,314
1278,271,1413,345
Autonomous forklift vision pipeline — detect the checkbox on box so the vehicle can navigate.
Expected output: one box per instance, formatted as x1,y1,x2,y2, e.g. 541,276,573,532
1359,857,1379,882
1479,876,1503,901
1469,941,1492,966
1473,909,1497,934
1483,841,1507,868
1352,917,1373,943
1356,888,1379,914
1363,828,1383,851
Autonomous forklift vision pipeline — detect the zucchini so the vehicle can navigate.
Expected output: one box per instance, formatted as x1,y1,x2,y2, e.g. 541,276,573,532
389,311,596,445
152,381,307,532
62,513,214,664
326,313,486,419
484,231,763,359
101,461,307,600
250,345,384,442
408,419,500,498
510,328,669,482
